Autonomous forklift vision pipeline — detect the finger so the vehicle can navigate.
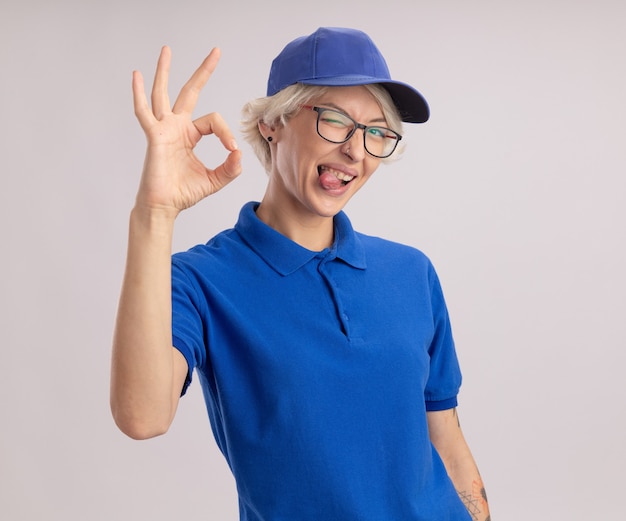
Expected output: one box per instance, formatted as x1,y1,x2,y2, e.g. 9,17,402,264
211,149,243,189
132,70,155,129
172,47,221,115
193,112,239,152
151,46,172,119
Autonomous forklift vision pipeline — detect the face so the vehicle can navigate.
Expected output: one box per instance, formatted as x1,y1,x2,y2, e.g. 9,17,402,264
261,86,386,224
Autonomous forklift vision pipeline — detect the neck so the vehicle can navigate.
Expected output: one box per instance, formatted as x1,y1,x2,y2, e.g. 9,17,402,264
255,200,335,251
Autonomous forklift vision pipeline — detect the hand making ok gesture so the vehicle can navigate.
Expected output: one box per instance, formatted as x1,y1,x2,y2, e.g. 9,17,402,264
132,46,242,217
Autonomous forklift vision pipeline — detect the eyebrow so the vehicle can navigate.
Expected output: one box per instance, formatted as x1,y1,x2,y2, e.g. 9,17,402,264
318,102,387,125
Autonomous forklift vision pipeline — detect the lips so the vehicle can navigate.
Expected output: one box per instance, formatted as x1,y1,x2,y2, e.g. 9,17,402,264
318,165,355,190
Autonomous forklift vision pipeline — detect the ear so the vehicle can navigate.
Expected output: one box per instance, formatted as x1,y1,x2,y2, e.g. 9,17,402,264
258,120,276,142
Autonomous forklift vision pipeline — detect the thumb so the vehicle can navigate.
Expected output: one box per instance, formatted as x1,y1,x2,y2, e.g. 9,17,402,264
211,148,242,189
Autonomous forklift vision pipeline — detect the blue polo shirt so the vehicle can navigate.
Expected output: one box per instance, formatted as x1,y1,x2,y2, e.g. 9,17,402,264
171,202,470,520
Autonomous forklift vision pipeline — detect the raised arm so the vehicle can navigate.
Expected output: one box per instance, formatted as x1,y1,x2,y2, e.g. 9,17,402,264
110,46,242,440
427,408,492,521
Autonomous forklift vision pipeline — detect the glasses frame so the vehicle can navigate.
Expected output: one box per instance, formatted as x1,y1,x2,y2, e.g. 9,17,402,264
302,105,402,159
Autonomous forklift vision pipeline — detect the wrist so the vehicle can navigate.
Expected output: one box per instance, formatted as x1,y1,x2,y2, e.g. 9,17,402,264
129,205,178,238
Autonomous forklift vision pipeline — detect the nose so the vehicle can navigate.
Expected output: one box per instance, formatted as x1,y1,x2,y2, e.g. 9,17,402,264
342,127,366,161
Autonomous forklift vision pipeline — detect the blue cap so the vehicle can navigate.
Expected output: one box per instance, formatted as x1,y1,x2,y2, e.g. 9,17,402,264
266,27,429,123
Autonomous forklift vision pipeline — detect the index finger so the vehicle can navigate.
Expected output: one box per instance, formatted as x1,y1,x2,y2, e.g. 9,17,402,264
172,47,221,115
193,112,239,152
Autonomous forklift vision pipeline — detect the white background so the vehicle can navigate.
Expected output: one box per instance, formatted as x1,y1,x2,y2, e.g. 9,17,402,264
2,1,625,519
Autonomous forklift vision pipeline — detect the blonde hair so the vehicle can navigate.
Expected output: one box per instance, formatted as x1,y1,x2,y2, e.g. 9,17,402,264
241,83,404,173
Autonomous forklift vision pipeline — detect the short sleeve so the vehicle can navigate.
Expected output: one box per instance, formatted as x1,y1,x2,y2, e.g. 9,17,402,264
171,257,208,396
423,262,463,411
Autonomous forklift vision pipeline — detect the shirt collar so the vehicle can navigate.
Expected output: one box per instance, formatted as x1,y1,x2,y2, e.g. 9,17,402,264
235,202,367,276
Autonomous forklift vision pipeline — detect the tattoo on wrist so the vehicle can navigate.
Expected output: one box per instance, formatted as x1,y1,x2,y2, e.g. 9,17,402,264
457,482,490,521
457,489,481,520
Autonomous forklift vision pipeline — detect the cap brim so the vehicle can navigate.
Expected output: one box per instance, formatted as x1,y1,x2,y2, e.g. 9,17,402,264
379,82,430,124
299,76,429,123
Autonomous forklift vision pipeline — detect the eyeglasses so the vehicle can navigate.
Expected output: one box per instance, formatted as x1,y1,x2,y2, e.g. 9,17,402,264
302,105,402,159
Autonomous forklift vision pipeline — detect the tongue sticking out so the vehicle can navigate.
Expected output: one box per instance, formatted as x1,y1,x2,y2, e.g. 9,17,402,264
319,170,344,190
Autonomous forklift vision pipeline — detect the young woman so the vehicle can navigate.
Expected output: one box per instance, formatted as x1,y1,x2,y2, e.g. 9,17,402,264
111,27,491,521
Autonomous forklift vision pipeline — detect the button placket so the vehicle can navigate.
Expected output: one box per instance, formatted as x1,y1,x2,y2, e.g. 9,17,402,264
317,255,351,339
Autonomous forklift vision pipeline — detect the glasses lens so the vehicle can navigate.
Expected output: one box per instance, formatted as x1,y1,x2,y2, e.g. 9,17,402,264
316,109,355,143
315,108,400,158
364,127,399,158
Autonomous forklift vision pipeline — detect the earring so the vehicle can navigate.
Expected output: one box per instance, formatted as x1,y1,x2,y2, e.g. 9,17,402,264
267,136,273,142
